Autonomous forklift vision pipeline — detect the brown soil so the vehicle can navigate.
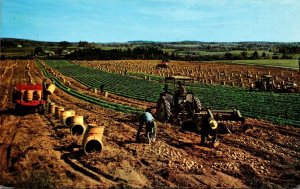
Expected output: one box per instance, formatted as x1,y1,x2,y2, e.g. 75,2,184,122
0,59,299,189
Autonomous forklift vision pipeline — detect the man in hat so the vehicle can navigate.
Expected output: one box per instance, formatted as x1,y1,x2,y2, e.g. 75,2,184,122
200,115,218,148
176,81,187,95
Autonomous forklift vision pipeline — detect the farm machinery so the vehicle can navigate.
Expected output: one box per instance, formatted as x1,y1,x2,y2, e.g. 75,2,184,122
252,75,298,93
156,76,246,133
156,60,169,69
12,82,55,114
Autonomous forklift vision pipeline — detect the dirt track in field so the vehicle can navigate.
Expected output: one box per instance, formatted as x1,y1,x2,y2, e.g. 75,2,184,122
0,59,299,188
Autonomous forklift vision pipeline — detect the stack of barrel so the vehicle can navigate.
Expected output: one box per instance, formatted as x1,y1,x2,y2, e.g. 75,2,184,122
48,101,104,154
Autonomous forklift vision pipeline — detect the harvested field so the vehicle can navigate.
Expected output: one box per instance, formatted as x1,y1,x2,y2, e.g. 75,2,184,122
73,60,300,88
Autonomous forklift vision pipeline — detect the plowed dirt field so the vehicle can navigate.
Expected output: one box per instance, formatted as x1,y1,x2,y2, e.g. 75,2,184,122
0,60,299,189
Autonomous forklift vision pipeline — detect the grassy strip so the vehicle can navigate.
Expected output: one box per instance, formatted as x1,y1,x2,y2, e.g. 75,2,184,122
220,59,299,69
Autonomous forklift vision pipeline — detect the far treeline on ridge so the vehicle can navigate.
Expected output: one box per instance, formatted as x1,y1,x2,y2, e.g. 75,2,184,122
1,38,300,65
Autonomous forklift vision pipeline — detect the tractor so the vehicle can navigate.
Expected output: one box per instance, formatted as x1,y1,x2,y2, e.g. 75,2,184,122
12,83,54,114
253,75,277,91
156,76,201,123
156,60,169,69
252,75,298,93
277,82,298,93
156,76,246,133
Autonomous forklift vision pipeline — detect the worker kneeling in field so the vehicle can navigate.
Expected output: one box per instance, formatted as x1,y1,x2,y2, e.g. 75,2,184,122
136,108,156,142
181,112,218,148
200,116,218,148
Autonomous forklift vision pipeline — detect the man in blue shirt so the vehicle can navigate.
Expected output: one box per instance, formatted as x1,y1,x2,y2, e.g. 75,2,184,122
136,108,156,142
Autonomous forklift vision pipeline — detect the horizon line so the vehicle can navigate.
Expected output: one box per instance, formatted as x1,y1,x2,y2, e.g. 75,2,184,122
1,37,300,44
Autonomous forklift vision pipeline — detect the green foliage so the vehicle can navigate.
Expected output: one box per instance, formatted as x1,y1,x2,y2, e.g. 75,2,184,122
252,51,259,59
224,52,233,60
189,84,300,126
34,47,44,55
46,60,163,102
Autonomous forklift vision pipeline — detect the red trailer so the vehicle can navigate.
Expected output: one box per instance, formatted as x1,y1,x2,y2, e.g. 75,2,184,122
12,83,47,114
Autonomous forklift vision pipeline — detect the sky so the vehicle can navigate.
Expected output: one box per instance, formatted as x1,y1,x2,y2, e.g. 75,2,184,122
1,0,300,42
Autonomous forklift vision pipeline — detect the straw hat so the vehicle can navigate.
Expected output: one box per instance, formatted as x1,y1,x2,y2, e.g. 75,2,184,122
208,118,218,130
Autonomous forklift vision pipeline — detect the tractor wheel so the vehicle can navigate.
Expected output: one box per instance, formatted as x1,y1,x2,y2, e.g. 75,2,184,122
193,96,202,112
156,96,171,122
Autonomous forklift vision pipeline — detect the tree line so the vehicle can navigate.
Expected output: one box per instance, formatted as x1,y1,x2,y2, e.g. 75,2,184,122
65,47,169,60
64,47,295,61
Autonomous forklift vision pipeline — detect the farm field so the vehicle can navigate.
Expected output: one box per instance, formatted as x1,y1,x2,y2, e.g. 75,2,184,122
172,50,275,56
45,60,300,127
0,59,300,188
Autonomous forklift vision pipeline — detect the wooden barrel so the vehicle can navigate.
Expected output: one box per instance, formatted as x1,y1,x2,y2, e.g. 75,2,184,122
46,84,56,95
55,107,64,118
61,110,76,127
33,90,42,100
49,103,56,114
58,109,65,119
24,90,34,101
54,106,59,116
82,124,104,154
71,115,84,125
70,116,86,136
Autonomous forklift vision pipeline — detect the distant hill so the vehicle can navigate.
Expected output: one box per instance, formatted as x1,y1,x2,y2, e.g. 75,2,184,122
1,37,300,48
0,38,78,48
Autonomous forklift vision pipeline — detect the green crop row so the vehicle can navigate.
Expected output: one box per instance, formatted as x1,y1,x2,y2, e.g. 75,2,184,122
44,60,300,127
36,60,142,115
46,60,163,102
188,84,300,126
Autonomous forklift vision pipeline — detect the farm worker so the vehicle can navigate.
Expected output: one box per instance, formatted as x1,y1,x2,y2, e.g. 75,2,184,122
200,114,218,148
176,81,187,96
249,83,255,92
42,79,50,102
175,81,187,107
263,81,267,91
136,108,156,142
100,84,105,93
